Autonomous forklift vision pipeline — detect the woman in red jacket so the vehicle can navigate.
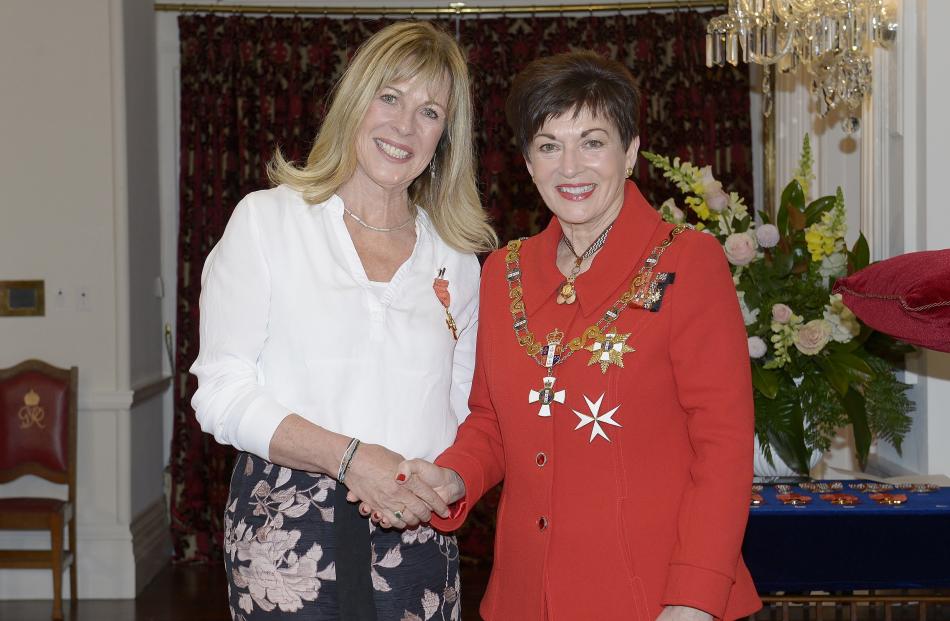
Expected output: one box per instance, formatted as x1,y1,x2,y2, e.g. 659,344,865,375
391,52,762,621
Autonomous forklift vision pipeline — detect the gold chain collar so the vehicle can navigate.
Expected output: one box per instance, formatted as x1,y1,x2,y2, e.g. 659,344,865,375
504,224,686,368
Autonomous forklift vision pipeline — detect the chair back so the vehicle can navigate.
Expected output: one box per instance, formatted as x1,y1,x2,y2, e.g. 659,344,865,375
0,360,77,492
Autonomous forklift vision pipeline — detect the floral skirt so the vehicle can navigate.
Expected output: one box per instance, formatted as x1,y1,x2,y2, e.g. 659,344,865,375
223,452,461,621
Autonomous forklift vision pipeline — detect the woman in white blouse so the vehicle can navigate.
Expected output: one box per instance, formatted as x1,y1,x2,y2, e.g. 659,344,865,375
190,21,496,620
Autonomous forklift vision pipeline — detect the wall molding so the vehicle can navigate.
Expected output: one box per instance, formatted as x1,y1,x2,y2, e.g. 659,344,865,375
0,523,135,599
78,374,172,411
79,389,133,411
131,497,172,595
0,523,131,549
133,375,172,406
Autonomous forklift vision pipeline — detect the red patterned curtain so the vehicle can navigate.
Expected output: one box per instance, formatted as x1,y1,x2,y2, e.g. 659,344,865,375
171,11,752,562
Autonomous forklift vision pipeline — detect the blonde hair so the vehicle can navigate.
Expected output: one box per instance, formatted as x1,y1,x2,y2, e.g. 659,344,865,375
269,21,497,253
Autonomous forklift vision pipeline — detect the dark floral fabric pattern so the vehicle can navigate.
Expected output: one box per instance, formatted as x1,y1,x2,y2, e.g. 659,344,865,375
171,10,751,562
225,453,460,620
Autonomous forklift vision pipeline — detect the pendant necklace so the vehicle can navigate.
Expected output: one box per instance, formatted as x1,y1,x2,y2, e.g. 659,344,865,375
556,222,614,304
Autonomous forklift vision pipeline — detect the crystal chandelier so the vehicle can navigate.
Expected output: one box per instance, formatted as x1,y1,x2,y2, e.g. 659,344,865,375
706,0,898,133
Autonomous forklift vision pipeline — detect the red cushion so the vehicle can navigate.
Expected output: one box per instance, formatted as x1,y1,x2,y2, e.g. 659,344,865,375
833,249,950,352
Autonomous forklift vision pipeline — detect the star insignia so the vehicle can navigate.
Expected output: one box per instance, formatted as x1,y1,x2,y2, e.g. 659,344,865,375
585,329,635,373
572,393,621,443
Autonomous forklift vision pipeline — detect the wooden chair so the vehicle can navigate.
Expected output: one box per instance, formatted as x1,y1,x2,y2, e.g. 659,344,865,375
0,359,78,620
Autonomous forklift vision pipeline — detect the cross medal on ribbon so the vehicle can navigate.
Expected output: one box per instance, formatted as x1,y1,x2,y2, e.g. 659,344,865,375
528,331,566,417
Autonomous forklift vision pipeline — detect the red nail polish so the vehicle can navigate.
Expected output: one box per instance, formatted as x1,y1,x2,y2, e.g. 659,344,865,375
395,473,407,482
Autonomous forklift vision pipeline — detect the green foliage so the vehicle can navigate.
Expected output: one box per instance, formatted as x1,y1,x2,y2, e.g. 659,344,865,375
805,196,836,226
851,232,870,272
778,180,805,238
793,134,815,197
863,355,914,453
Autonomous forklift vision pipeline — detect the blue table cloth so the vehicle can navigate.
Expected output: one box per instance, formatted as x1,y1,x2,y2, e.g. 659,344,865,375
742,483,950,592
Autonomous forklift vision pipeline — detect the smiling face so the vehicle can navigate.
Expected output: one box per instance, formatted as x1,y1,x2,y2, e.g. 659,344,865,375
351,72,450,195
525,105,639,231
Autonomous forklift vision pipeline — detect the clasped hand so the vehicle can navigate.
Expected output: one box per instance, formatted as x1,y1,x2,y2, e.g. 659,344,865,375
342,443,464,530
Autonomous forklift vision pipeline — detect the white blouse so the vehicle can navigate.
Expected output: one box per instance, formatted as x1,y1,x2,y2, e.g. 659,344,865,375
190,185,481,462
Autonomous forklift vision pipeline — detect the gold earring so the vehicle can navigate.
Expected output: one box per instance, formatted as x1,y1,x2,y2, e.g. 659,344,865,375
625,166,633,178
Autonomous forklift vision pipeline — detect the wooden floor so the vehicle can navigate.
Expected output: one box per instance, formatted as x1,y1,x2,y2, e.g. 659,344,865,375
0,562,492,621
4,569,948,621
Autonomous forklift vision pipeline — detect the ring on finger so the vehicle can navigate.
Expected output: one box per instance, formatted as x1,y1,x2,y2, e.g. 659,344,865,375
393,506,405,520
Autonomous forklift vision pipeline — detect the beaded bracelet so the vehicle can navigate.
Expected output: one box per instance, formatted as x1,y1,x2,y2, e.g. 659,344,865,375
337,437,361,483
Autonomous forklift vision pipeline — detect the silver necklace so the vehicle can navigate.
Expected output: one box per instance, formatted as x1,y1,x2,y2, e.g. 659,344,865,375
343,205,415,233
561,223,614,261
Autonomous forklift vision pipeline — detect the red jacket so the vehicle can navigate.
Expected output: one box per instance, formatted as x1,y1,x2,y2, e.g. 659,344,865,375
432,182,761,620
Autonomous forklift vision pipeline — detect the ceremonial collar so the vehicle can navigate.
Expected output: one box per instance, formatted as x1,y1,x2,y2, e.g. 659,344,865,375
519,180,664,318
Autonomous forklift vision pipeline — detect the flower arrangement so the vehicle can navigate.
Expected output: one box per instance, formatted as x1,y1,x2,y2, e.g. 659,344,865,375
643,136,914,475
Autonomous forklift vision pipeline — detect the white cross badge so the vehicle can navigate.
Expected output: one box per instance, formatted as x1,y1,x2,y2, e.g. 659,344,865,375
573,393,622,442
528,376,566,417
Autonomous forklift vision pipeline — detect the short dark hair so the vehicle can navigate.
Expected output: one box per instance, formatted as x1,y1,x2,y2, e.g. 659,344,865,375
505,52,641,159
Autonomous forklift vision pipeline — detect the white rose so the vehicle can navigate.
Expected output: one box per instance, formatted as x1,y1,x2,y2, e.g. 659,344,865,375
748,336,768,359
824,293,861,343
793,319,833,355
819,252,848,279
724,232,758,266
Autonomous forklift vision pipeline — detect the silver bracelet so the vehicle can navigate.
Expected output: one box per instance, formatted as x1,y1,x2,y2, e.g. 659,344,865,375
337,437,361,483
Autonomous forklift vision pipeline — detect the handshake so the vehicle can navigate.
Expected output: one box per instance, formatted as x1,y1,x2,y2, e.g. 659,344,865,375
341,441,466,530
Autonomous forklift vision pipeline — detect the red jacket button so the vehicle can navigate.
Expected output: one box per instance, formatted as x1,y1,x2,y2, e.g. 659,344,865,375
538,516,548,531
536,452,547,467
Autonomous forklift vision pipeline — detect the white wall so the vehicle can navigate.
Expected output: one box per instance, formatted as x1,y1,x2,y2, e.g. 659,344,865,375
0,0,170,600
0,2,118,391
913,0,950,476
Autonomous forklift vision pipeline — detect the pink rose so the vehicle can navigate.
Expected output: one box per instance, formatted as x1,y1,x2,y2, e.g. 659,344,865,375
756,223,780,248
724,232,757,266
706,188,730,212
700,167,729,212
772,303,793,324
794,319,832,356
